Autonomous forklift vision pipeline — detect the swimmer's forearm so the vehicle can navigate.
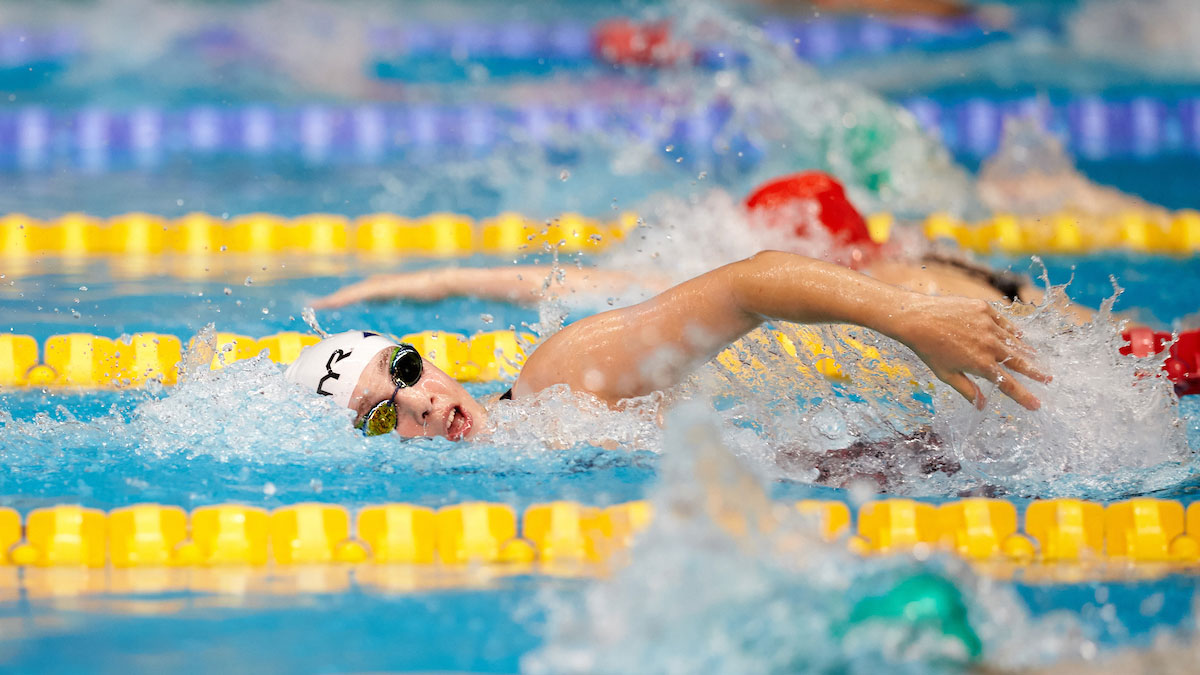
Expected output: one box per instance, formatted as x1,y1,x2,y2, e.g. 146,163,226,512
727,251,916,340
445,266,557,303
448,266,667,304
312,265,665,309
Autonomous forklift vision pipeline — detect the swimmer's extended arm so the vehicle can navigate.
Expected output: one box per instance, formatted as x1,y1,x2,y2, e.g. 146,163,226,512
310,266,670,308
516,250,1050,410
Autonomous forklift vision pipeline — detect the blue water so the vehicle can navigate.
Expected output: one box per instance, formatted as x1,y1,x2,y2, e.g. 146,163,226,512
0,575,1193,675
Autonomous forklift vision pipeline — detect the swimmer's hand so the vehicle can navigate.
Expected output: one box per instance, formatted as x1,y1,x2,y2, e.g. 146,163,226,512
311,271,455,309
889,294,1051,411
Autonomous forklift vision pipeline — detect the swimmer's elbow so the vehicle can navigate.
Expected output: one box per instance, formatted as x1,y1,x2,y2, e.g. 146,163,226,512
723,251,798,321
743,250,794,267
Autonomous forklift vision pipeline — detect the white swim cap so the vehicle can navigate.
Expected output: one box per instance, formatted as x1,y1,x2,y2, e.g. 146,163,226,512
284,330,399,408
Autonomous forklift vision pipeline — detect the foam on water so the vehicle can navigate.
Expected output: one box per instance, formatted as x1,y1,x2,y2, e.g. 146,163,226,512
522,403,1088,674
706,289,1195,498
573,186,1196,498
929,282,1192,497
647,1,976,217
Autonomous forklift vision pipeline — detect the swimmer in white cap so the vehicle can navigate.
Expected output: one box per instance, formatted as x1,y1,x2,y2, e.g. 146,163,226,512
287,330,487,440
292,251,1049,440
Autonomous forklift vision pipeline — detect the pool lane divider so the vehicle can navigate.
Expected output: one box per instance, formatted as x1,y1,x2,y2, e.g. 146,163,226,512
0,209,1198,259
7,95,1200,171
0,327,922,389
4,325,1198,393
0,499,1199,588
0,330,533,388
0,211,633,258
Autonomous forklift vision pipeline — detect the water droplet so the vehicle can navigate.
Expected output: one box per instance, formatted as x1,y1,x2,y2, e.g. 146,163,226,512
480,313,494,324
176,199,184,206
223,287,232,295
559,169,570,181
261,308,270,315
664,144,674,152
263,482,276,496
697,172,707,180
244,276,253,286
78,285,87,291
219,245,228,252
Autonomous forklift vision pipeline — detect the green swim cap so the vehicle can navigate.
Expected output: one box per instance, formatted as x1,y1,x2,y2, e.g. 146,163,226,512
844,572,983,663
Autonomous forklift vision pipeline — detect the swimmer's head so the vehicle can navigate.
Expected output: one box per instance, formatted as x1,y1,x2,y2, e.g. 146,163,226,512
286,330,486,441
745,171,881,267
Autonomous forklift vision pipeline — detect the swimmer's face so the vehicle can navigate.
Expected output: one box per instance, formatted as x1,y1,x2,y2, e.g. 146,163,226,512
347,348,487,442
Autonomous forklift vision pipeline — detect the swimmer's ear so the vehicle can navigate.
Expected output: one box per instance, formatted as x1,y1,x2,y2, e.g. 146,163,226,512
942,372,984,410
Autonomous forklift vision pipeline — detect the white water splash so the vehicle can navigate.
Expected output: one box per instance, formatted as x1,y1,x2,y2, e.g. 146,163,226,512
647,1,976,217
485,385,668,452
522,402,1086,674
130,353,373,462
930,284,1192,496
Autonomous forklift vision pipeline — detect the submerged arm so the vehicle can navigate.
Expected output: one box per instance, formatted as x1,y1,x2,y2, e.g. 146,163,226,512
311,265,669,308
516,251,1050,409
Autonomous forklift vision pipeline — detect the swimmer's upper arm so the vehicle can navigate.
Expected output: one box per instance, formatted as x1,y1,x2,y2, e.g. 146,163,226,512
514,258,758,403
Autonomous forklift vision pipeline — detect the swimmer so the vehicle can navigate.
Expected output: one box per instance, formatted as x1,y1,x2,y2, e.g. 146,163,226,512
288,250,1048,441
312,171,1096,324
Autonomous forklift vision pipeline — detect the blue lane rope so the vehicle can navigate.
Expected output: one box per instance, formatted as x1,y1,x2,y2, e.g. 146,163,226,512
1,95,1199,171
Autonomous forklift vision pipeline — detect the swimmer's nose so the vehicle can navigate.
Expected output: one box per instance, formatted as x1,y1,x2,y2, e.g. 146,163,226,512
393,387,435,423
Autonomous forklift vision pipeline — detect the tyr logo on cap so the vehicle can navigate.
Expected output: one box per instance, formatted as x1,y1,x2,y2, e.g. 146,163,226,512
284,330,399,409
317,349,353,396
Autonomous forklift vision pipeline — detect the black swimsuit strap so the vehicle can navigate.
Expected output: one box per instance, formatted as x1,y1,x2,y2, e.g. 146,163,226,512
920,253,1026,303
499,389,513,401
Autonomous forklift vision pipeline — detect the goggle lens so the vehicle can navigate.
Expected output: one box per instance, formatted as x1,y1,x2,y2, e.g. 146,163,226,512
359,398,399,437
390,344,423,388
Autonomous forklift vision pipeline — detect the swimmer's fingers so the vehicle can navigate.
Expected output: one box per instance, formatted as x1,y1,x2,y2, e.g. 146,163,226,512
941,371,984,410
984,317,1050,384
984,364,1041,411
1000,350,1052,385
990,310,1022,338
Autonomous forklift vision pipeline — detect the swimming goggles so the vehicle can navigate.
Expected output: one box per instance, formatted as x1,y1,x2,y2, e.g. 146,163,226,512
357,344,424,437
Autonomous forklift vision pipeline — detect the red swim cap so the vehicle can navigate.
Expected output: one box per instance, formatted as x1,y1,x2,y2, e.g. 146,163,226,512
593,20,687,66
1120,327,1200,398
744,171,877,250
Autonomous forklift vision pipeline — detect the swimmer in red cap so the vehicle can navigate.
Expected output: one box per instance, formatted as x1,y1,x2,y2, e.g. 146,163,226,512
316,171,1072,316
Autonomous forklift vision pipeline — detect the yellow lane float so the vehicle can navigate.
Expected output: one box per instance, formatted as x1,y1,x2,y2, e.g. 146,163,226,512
0,499,1196,582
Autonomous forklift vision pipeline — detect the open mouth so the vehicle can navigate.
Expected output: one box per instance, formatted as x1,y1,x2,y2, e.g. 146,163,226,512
446,405,472,441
